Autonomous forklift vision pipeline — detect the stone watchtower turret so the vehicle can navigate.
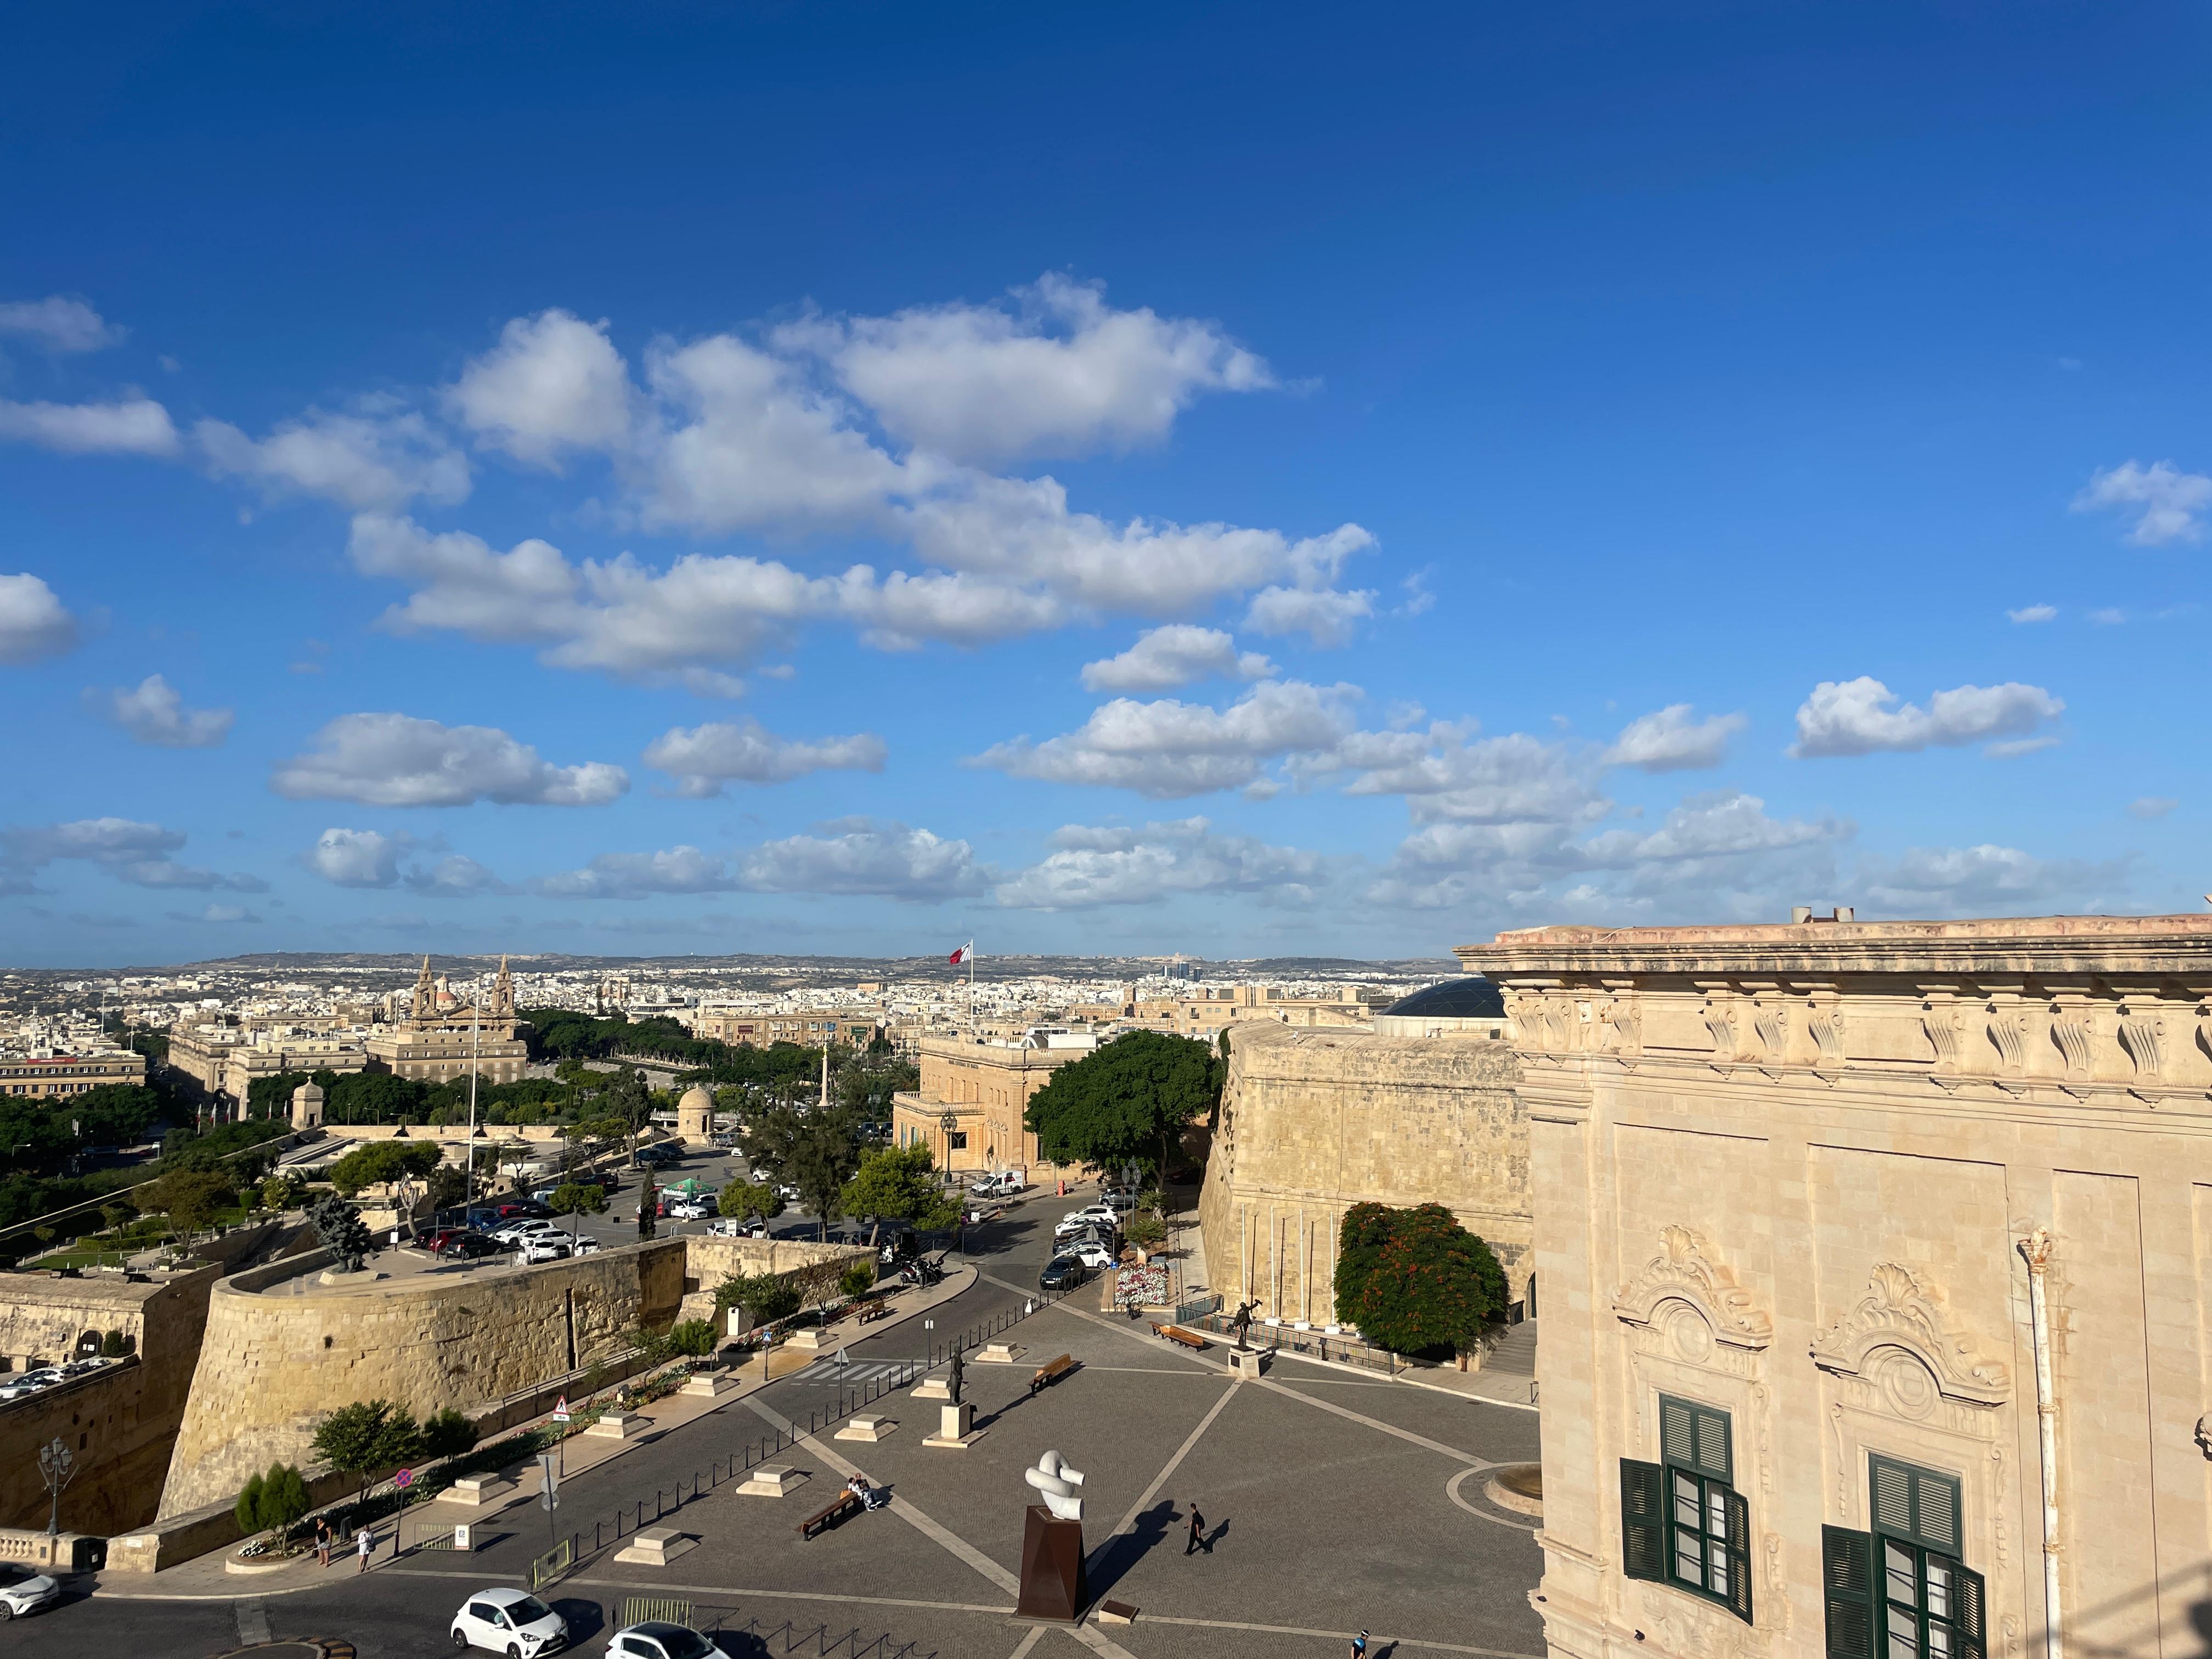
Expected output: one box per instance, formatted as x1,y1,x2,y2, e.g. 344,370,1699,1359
290,1081,325,1130
676,1082,714,1144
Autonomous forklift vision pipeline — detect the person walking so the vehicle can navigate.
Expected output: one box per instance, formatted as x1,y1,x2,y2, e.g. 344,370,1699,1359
1185,1500,1206,1556
314,1517,331,1567
1350,1632,1369,1658
356,1522,374,1573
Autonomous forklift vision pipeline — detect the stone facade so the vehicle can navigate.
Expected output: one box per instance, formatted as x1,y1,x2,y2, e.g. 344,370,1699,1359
1456,912,2212,1659
0,1266,222,1534
890,1034,1094,1180
1197,1020,1530,1326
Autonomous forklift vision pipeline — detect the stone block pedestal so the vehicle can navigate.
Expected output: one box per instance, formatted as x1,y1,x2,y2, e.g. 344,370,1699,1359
442,1474,517,1506
974,1341,1024,1364
681,1370,735,1398
783,1327,831,1351
739,1463,807,1497
834,1413,896,1442
613,1526,696,1566
922,1401,983,1448
585,1412,650,1440
1228,1346,1268,1379
912,1376,951,1401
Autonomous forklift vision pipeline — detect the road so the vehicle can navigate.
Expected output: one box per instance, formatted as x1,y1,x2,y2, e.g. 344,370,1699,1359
9,1177,1092,1659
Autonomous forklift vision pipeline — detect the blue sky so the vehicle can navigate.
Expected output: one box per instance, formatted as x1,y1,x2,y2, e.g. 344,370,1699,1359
2,1,2207,967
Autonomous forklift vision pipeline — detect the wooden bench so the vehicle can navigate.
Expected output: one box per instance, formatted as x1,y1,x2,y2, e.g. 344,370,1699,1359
854,1301,894,1325
797,1489,862,1539
1152,1323,1207,1352
1028,1353,1076,1396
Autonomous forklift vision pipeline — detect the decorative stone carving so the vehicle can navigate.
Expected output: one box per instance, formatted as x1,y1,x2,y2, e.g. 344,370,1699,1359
2118,1011,2165,1082
1807,1001,1847,1070
1809,1262,2009,1407
1985,1002,2026,1076
1594,991,1641,1058
1613,1224,1773,1350
1701,989,1740,1065
1751,1001,1788,1066
2048,997,2095,1081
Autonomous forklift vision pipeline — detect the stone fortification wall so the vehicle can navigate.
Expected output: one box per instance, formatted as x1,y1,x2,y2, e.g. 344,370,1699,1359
0,1263,223,1534
1198,1020,1529,1327
159,1240,685,1517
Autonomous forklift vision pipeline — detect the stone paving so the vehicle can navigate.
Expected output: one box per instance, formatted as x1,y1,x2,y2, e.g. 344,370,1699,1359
18,1187,1547,1659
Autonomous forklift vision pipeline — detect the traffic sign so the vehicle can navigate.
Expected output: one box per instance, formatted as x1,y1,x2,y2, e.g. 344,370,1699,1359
552,1395,570,1423
394,1467,414,1489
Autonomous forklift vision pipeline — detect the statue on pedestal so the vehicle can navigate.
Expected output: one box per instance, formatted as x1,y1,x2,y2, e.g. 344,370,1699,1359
948,1340,965,1406
1016,1449,1088,1622
1232,1299,1260,1351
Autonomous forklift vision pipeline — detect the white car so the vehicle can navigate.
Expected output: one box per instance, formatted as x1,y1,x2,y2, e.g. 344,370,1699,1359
1055,1215,1116,1242
665,1198,713,1220
451,1586,568,1654
492,1220,558,1243
516,1236,572,1264
1060,1203,1115,1226
1064,1239,1116,1271
0,1564,59,1620
608,1621,729,1659
569,1234,603,1254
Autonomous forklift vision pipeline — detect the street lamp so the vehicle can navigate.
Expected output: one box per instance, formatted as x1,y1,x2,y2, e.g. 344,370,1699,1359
37,1436,76,1536
939,1108,960,1187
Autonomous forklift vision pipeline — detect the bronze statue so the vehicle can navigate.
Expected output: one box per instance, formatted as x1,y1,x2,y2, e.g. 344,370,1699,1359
1232,1299,1260,1351
949,1339,966,1405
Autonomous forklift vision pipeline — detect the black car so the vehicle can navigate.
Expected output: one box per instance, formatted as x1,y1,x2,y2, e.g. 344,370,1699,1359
1039,1254,1089,1293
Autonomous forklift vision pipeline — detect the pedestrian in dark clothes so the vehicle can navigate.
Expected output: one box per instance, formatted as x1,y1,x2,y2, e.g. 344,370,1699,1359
314,1517,331,1567
1186,1501,1207,1555
1350,1630,1369,1657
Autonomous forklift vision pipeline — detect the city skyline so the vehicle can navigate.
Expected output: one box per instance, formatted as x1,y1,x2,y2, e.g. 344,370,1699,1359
4,3,2208,968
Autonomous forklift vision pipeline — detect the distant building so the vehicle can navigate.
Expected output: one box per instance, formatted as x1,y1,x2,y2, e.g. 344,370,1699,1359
0,1047,146,1099
890,1029,1098,1179
692,1009,881,1048
1066,982,1378,1036
363,956,528,1086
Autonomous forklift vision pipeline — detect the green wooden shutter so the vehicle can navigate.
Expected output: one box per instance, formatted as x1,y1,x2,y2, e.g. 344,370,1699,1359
1621,1459,1666,1581
1951,1559,1987,1659
1659,1393,1733,1481
1870,1454,1961,1554
1722,1485,1753,1623
1821,1526,1877,1658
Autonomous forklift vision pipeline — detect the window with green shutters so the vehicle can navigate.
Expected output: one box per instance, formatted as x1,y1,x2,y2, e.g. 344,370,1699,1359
1822,1456,1985,1659
1620,1394,1752,1623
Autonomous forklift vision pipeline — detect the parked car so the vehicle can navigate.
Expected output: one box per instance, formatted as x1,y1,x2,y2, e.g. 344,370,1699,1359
419,1227,475,1255
437,1232,512,1261
970,1172,1023,1197
1055,1216,1117,1244
496,1199,551,1221
633,1144,681,1169
517,1236,573,1265
1038,1254,1090,1294
1059,1203,1116,1227
707,1217,769,1239
570,1234,603,1255
663,1197,713,1221
1063,1239,1116,1271
606,1621,736,1659
450,1586,568,1655
492,1219,560,1244
0,1562,60,1620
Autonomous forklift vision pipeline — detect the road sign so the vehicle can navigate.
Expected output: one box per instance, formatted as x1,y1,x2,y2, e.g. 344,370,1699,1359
538,1452,560,1512
394,1467,414,1489
552,1395,570,1423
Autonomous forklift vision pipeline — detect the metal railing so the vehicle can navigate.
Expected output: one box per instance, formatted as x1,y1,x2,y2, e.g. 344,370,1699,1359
622,1598,693,1629
529,1537,573,1589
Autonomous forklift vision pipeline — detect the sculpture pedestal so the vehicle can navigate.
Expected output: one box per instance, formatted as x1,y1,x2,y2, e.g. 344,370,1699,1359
1014,1505,1088,1622
1228,1346,1268,1379
922,1401,983,1448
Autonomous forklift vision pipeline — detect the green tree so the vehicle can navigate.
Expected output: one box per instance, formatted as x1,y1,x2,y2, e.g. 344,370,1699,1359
714,1271,802,1327
421,1407,479,1460
144,1167,235,1234
1022,1031,1220,1181
839,1144,957,1243
258,1172,305,1213
838,1261,875,1301
310,1398,424,1504
716,1180,785,1221
548,1180,607,1245
233,1469,266,1535
259,1463,309,1537
667,1317,717,1356
743,1103,863,1239
326,1140,442,1197
1333,1202,1507,1357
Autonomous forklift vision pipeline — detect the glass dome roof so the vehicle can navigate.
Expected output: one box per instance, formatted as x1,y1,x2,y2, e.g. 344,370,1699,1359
1380,977,1505,1019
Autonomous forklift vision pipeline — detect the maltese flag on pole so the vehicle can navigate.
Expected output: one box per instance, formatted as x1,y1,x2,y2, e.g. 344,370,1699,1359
949,941,973,966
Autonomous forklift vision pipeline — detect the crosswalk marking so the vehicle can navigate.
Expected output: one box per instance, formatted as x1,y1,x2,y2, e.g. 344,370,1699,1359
788,1358,908,1385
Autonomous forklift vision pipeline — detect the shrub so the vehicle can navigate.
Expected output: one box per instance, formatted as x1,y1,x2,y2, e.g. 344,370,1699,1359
1125,1213,1167,1249
422,1407,479,1460
100,1328,129,1358
1334,1202,1506,1357
668,1318,718,1357
838,1262,875,1301
259,1463,309,1534
715,1271,802,1325
311,1398,424,1504
233,1470,265,1535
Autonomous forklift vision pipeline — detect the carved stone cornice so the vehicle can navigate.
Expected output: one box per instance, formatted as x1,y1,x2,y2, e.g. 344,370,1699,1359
1613,1223,1774,1351
1809,1262,2009,1408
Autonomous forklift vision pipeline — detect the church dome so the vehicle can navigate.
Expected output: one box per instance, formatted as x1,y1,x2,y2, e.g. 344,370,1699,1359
1380,977,1505,1019
679,1083,714,1113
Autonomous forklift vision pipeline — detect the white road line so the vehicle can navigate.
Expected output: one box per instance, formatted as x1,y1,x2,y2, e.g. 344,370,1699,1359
1005,1626,1047,1659
1087,1376,1240,1575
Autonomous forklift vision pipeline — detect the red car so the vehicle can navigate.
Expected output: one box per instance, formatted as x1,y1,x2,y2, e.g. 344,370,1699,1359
419,1227,470,1254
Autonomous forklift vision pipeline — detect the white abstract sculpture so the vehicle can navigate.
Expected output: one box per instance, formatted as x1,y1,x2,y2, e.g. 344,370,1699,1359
1024,1448,1086,1521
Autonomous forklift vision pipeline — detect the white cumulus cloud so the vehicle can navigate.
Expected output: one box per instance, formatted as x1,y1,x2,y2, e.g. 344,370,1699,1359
446,308,636,467
306,828,403,888
1788,676,2063,758
2006,603,2057,624
196,407,469,511
94,674,233,748
2128,796,2178,821
973,679,1361,798
1854,843,2129,917
0,396,179,456
272,714,629,808
994,817,1322,910
0,296,123,352
1241,583,1376,647
2073,460,2212,545
788,273,1273,465
0,816,263,894
1080,625,1274,692
642,719,888,797
532,820,985,902
0,573,79,665
1602,704,1746,772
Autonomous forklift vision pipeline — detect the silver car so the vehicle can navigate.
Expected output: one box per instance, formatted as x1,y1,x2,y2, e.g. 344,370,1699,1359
0,1564,60,1620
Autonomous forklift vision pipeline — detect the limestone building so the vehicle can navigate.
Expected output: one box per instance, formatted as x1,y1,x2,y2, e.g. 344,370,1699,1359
1066,981,1382,1036
1456,913,2212,1659
692,1009,882,1048
0,1046,145,1098
890,1030,1097,1181
362,956,528,1086
1197,996,1531,1327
